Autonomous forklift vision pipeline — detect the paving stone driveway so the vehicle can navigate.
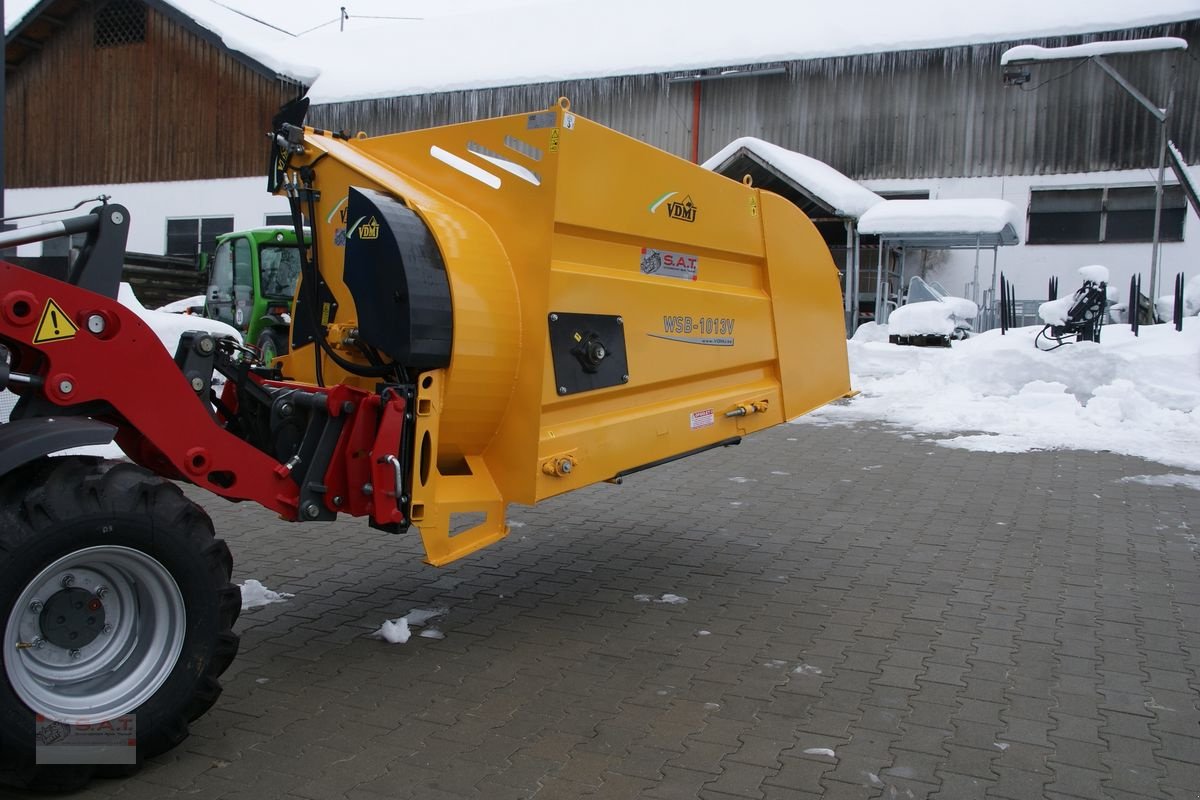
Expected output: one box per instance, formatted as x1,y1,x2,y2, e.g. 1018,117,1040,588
48,422,1200,800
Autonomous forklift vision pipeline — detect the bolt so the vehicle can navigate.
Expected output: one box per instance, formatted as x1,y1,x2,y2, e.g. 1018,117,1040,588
29,601,43,614
621,374,629,383
302,503,321,519
332,496,343,506
279,402,294,417
399,494,409,504
190,376,206,392
549,314,559,322
342,401,355,414
362,483,374,496
110,211,125,225
559,459,573,474
69,649,81,660
617,317,624,325
95,586,107,599
58,379,74,395
558,386,567,395
102,623,113,634
86,314,106,334
196,336,215,355
61,574,74,588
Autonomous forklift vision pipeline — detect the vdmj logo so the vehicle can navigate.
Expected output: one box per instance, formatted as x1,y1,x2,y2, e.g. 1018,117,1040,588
666,195,698,222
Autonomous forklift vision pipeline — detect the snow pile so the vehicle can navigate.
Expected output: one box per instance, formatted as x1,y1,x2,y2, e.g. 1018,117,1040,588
156,295,206,314
702,138,883,218
1121,474,1200,490
634,593,689,604
1077,265,1111,284
800,320,1200,471
1155,275,1200,321
371,607,449,644
1001,37,1187,65
1038,296,1075,326
889,299,977,337
239,579,294,609
118,283,241,354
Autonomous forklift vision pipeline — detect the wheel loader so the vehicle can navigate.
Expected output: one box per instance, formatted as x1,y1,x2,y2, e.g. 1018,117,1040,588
0,99,849,789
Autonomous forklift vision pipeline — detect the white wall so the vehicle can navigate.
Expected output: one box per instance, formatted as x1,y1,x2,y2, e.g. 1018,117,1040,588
6,165,1198,310
4,177,293,256
863,166,1200,305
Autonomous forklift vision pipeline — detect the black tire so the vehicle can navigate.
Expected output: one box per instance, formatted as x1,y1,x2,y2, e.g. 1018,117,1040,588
0,457,240,792
257,328,288,365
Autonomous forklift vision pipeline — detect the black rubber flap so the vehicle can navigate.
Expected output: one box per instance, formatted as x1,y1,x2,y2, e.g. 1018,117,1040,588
342,187,453,369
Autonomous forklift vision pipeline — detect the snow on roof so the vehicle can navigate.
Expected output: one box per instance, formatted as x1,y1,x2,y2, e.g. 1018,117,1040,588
301,0,1200,103
702,137,883,219
5,0,318,83
7,0,1198,101
857,199,1022,245
1001,36,1188,65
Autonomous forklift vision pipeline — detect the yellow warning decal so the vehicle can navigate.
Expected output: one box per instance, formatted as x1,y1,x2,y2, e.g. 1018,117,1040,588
33,299,78,344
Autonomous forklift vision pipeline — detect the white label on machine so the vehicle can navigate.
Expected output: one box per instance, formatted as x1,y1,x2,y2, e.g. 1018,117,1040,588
640,247,698,281
690,409,714,430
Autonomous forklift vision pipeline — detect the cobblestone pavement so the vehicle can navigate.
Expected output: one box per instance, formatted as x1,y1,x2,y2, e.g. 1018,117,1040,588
33,422,1200,800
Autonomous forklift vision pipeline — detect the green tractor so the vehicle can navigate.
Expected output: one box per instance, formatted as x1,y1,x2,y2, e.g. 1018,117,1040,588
204,226,306,362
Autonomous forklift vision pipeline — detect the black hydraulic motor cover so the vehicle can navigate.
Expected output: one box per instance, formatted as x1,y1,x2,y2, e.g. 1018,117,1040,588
342,187,453,369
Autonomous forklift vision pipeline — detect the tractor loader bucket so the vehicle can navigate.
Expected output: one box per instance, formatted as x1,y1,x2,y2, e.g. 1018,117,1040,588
276,99,850,565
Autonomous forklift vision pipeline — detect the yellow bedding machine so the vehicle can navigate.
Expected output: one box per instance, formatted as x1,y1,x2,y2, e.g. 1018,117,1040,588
272,98,850,565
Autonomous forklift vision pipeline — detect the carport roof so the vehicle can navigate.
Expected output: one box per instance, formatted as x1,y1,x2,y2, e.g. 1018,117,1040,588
856,199,1022,248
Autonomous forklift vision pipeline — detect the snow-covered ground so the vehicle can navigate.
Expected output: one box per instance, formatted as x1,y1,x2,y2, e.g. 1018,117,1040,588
799,319,1200,473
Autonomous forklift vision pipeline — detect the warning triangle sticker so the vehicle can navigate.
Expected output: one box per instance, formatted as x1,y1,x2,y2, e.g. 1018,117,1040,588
33,299,79,344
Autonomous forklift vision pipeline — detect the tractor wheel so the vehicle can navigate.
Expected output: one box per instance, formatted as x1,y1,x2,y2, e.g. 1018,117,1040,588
0,457,240,791
257,329,288,365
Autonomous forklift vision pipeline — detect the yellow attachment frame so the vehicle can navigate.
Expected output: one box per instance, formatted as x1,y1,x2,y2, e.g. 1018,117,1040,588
276,99,850,565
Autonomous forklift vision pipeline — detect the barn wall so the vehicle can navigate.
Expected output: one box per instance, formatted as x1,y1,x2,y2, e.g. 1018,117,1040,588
5,2,302,187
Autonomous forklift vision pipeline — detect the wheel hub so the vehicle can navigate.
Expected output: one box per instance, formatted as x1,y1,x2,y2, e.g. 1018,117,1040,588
38,587,106,650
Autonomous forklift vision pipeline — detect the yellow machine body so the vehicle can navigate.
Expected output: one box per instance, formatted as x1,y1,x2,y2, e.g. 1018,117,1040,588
276,100,850,566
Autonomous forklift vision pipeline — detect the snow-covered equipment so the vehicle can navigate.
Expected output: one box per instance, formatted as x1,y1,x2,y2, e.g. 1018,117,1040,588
1036,265,1110,350
887,276,977,347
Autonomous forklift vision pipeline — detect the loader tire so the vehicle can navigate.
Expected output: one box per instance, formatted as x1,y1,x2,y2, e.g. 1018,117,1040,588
257,328,288,366
0,457,240,792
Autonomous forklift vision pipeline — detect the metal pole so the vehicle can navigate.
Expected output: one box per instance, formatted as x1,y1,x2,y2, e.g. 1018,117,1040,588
1,0,7,222
1148,56,1176,313
874,241,885,325
843,220,854,334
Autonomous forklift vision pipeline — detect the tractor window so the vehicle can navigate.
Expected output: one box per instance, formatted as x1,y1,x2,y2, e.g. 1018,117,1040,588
259,246,302,299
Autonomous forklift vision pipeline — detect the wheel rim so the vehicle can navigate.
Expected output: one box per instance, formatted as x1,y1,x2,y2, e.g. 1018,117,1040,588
4,545,186,724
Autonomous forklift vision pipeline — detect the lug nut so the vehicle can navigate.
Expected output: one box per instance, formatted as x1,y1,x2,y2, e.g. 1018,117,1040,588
61,574,74,588
302,503,321,519
69,649,81,660
95,586,107,599
102,624,113,634
29,601,43,614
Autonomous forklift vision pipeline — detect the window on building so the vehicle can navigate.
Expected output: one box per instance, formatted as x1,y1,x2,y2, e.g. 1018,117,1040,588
264,214,294,227
165,217,234,259
1028,186,1185,245
95,0,147,48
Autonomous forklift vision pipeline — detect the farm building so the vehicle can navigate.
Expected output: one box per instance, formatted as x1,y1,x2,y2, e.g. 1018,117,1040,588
5,0,1199,324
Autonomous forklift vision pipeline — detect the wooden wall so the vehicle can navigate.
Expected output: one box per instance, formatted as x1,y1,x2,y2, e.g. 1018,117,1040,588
5,2,303,187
